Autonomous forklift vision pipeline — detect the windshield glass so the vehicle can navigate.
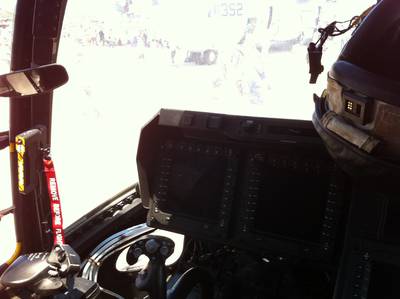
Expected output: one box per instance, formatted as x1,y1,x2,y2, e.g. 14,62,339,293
54,0,375,226
0,0,16,263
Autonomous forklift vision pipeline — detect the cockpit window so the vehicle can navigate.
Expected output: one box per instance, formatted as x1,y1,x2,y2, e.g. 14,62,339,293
0,0,15,128
0,0,17,263
53,0,376,226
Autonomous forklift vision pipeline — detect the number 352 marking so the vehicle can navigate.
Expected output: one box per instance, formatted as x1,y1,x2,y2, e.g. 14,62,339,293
221,3,243,17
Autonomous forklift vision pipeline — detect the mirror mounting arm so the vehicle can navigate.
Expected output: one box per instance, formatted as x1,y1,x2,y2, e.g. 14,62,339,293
0,206,15,221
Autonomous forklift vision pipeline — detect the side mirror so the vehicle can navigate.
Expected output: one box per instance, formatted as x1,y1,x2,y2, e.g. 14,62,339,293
0,64,68,98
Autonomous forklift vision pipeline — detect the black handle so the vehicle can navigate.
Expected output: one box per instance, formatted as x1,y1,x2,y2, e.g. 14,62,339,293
127,235,175,299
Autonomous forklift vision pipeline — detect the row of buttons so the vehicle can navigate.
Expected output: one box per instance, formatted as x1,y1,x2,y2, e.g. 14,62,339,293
162,140,233,157
182,113,262,134
351,257,370,299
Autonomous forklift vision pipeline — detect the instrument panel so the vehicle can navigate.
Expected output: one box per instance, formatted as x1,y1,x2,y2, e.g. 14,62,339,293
137,109,348,262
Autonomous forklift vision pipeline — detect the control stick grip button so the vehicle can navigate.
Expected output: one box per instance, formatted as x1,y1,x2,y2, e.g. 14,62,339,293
145,239,160,254
160,246,169,257
133,248,143,258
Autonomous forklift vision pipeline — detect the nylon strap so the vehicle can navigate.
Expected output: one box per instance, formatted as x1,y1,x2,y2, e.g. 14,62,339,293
43,158,65,245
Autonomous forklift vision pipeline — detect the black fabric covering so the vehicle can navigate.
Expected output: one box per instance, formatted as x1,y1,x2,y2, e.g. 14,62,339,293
340,0,400,83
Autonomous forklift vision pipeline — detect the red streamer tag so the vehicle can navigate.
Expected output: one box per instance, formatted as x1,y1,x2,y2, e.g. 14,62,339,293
43,159,65,245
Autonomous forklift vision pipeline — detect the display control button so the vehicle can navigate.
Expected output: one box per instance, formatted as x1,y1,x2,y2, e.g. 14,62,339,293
182,114,194,126
207,116,222,129
241,120,260,134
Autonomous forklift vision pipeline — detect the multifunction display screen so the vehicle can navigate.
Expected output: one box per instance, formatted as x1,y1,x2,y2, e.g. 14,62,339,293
251,152,331,243
156,141,234,221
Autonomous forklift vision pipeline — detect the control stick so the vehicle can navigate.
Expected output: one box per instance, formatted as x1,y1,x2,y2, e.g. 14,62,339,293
126,235,174,299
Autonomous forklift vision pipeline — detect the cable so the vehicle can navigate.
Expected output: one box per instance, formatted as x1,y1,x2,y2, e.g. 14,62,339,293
308,4,376,83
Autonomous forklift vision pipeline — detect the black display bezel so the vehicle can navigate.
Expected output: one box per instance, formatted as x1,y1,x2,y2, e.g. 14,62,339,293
149,139,237,238
342,239,400,299
348,252,400,299
236,149,344,260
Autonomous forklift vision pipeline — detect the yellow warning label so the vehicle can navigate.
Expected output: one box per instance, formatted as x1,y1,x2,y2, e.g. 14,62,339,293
16,136,26,193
